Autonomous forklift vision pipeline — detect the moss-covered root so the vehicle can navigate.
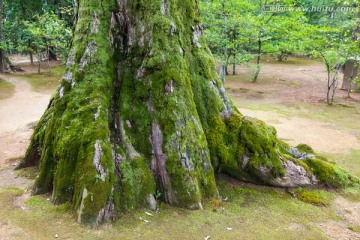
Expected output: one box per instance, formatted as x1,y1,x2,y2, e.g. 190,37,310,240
215,115,319,187
212,113,359,188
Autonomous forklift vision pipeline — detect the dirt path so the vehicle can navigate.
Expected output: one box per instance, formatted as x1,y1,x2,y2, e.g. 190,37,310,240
319,197,360,240
239,108,360,154
0,74,51,168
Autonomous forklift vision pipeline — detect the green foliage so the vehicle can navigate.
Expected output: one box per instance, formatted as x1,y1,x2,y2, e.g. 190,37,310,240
23,11,71,62
1,0,73,62
201,0,310,81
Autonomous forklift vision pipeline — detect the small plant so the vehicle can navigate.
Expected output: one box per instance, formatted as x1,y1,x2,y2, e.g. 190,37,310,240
155,190,162,201
211,198,223,208
95,174,102,183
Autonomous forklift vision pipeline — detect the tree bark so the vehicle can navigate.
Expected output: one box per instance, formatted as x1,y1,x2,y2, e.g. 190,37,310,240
30,52,34,65
342,60,359,92
18,0,359,226
342,12,360,92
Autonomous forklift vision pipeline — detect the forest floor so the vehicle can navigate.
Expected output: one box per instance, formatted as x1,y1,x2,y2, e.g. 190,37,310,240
0,57,359,239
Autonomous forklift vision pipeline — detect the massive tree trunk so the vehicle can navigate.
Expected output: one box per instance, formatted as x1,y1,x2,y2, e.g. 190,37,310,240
18,0,359,226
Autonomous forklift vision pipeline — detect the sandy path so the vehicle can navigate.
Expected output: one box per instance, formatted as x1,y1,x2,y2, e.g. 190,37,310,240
0,74,51,132
0,74,51,167
239,108,360,154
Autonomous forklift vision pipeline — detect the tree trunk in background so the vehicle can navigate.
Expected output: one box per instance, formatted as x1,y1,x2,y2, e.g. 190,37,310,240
342,12,360,92
252,32,262,82
30,52,34,65
18,0,359,226
342,60,359,92
48,47,57,61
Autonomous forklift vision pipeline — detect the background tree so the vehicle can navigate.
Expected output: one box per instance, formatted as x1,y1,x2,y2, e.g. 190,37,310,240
201,0,309,82
24,11,71,73
17,0,359,227
1,0,72,68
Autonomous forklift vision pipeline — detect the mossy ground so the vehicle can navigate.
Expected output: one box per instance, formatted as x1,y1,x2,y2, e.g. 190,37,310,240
294,188,336,206
0,78,15,100
13,65,66,93
0,175,347,240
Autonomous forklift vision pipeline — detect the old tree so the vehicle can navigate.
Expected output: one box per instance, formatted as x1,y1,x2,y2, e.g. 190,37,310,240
17,0,359,225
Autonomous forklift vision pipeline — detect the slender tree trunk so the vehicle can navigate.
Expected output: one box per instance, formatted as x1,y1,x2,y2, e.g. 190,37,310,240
17,0,359,227
30,52,34,65
47,45,52,76
37,49,41,74
252,34,262,83
219,64,226,83
327,68,331,105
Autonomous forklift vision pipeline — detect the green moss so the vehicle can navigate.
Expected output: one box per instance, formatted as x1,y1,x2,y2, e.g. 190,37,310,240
349,225,360,233
296,144,315,154
16,166,39,180
15,65,65,92
115,157,155,212
0,78,15,99
0,188,24,196
305,158,360,188
294,188,335,206
239,118,285,179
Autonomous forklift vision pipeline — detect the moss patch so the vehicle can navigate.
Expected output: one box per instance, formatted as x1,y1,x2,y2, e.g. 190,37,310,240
294,188,335,206
0,180,339,240
348,225,360,233
305,158,360,188
15,65,65,92
16,166,39,180
0,78,15,100
296,144,315,154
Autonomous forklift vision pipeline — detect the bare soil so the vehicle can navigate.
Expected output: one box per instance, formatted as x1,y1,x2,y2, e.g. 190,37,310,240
319,196,360,240
227,57,360,104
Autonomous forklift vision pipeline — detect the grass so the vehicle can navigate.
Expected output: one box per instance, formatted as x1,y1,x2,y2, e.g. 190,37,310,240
15,65,66,92
341,187,360,202
348,225,360,233
0,174,341,240
0,78,15,100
